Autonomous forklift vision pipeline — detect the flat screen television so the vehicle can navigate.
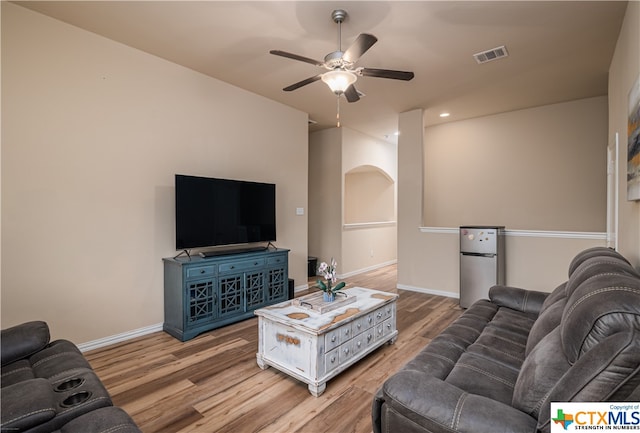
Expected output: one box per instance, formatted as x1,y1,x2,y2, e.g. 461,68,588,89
175,174,276,251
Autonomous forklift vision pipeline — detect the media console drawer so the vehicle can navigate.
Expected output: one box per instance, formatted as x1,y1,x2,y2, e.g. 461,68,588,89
219,258,265,273
186,265,217,280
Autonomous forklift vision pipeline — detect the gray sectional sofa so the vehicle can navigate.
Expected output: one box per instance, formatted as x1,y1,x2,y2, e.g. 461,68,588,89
372,247,640,433
1,320,140,433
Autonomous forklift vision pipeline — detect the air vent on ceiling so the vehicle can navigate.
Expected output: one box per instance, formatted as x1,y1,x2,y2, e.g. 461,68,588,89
473,45,508,64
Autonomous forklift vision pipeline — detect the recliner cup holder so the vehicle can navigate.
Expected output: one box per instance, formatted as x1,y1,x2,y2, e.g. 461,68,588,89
55,378,85,392
61,391,92,407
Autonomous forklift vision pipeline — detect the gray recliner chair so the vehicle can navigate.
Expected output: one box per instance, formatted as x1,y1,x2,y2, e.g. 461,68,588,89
1,320,141,433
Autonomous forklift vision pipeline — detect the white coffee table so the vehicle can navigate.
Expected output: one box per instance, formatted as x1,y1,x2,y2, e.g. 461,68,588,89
254,287,398,396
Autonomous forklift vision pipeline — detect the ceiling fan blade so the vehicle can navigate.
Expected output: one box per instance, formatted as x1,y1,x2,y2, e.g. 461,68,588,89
282,74,322,92
344,85,360,103
270,50,324,67
342,33,378,64
360,68,415,81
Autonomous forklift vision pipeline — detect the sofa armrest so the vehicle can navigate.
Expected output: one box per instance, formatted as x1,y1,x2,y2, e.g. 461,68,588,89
1,378,56,432
1,321,50,366
489,285,548,315
376,371,537,433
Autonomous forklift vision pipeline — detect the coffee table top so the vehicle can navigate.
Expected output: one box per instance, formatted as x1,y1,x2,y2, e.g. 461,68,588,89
254,287,398,334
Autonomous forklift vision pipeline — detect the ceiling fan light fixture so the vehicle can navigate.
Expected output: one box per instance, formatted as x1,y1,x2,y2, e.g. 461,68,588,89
322,69,357,94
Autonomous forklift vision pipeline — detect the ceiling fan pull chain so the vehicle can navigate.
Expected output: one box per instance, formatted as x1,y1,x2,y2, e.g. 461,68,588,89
337,94,341,128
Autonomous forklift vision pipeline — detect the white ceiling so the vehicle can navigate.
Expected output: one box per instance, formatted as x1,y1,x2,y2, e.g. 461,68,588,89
14,1,628,143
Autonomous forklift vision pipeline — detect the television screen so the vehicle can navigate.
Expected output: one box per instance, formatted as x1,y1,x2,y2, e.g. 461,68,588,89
175,174,276,250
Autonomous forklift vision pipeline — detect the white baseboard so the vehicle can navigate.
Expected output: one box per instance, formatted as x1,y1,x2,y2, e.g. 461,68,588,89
396,283,459,299
339,259,398,279
78,323,163,353
79,282,312,351
78,265,396,352
294,283,310,293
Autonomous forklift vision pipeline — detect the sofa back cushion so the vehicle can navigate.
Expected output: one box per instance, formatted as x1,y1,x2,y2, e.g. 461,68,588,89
512,327,570,418
566,247,630,276
564,256,639,301
514,272,640,430
525,297,565,356
561,272,640,364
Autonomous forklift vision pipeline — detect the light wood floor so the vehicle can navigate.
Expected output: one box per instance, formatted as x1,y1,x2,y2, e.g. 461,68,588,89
85,264,463,433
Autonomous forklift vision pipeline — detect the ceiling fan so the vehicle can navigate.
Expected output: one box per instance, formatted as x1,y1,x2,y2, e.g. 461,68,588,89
270,9,414,103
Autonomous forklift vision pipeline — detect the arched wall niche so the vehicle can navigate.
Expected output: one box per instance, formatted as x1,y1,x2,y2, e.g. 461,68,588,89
344,165,395,224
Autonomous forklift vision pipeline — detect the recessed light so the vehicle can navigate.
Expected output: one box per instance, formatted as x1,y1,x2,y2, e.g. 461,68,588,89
439,112,450,118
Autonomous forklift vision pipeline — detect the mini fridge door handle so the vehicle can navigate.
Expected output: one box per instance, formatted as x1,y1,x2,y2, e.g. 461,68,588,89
460,252,496,258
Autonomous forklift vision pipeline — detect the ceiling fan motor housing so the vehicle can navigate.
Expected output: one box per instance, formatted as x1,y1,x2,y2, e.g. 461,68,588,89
331,9,348,24
324,51,352,69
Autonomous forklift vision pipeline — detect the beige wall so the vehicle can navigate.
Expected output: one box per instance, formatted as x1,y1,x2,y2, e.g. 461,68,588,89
608,0,640,264
398,96,615,296
1,3,308,343
309,127,397,277
424,97,608,231
398,4,640,298
309,128,343,270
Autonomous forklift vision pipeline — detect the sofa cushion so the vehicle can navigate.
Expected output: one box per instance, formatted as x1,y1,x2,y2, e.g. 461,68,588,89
567,246,630,276
514,272,640,433
1,359,37,385
1,378,56,432
524,299,564,356
378,371,538,433
403,300,499,379
489,285,548,315
30,340,93,379
55,407,141,433
512,327,571,418
539,282,567,313
562,273,640,364
564,256,640,300
2,340,93,388
1,321,50,367
536,331,640,433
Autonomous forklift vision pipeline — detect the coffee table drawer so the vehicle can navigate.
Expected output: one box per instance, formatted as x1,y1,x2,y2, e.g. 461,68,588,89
339,342,354,364
325,348,340,375
376,318,395,341
374,304,394,324
352,333,368,356
325,329,341,352
353,313,374,335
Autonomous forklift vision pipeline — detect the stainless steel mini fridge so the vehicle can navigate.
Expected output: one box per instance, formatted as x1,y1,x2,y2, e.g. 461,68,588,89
459,226,505,308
